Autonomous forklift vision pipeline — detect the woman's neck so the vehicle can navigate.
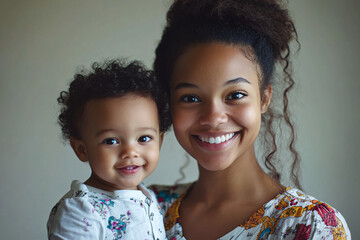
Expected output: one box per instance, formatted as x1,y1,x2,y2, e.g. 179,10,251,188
190,154,283,207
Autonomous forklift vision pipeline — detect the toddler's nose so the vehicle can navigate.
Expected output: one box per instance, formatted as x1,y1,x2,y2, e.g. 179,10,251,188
120,144,139,159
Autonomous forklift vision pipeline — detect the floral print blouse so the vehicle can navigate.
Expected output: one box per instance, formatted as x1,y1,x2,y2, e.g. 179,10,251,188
150,184,351,240
47,180,166,240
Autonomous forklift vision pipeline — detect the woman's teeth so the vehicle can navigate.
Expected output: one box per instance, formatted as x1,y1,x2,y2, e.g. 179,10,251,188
199,133,235,144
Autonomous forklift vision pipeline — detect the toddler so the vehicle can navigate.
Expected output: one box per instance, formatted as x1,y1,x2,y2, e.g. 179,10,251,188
47,59,171,240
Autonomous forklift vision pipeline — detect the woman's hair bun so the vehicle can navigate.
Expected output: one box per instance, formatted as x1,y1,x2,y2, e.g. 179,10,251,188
166,0,297,59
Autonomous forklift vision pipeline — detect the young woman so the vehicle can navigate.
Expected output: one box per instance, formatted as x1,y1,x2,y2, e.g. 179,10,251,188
150,0,351,239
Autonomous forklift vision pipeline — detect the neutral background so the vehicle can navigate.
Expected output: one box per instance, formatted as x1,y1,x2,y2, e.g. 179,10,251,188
0,0,359,239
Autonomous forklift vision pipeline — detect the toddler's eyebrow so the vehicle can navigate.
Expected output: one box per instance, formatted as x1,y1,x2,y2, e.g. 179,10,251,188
96,127,158,136
138,127,158,133
96,129,117,136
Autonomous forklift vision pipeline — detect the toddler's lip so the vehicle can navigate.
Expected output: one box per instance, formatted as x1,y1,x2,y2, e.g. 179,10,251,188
116,165,141,174
116,165,139,169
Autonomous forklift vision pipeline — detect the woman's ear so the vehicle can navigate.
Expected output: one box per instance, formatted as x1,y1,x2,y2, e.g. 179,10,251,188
70,137,88,162
261,85,272,113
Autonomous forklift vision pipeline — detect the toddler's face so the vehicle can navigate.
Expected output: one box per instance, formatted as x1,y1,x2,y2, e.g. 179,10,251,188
72,94,162,191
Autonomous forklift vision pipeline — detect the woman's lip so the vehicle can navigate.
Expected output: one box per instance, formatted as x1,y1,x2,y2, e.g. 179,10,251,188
195,132,236,144
193,131,240,143
192,132,240,151
116,165,141,175
194,131,237,137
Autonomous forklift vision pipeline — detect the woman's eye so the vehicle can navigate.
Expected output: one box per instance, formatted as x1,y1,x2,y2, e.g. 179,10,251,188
226,91,247,100
138,136,152,143
103,138,119,145
180,95,200,103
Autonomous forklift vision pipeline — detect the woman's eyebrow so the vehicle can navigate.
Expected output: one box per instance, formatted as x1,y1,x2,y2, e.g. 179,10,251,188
224,77,250,86
174,82,198,90
174,77,250,90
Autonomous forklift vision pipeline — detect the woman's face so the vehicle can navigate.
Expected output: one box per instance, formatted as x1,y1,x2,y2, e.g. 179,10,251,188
170,42,271,171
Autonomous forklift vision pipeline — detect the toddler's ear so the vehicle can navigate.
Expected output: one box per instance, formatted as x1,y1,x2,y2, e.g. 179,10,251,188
159,132,165,148
261,85,272,113
70,137,88,162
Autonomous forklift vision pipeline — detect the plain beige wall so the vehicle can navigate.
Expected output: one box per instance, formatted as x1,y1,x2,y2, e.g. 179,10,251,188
0,0,359,239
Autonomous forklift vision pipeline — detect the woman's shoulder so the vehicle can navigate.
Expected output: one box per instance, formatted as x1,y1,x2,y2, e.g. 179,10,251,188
273,188,346,220
262,188,351,239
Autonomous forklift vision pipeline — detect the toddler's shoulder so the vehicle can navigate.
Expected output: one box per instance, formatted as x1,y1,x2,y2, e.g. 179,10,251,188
47,181,103,238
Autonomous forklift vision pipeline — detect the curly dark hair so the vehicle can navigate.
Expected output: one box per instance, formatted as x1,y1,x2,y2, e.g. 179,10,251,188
58,59,171,141
154,0,301,189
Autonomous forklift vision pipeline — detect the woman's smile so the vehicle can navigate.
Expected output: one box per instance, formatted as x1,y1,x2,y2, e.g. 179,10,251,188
192,131,241,152
197,132,236,144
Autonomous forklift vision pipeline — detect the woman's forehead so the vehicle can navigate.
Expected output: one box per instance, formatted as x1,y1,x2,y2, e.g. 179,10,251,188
170,42,260,88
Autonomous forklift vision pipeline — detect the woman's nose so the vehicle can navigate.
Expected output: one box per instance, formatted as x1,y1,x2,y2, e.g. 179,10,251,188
120,144,139,159
199,101,228,127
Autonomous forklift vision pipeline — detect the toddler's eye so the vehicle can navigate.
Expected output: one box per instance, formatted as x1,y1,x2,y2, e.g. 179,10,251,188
226,91,247,100
138,136,152,143
103,138,119,145
181,95,200,103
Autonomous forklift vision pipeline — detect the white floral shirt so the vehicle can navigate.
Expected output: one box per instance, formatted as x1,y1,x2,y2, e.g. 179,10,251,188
48,180,167,240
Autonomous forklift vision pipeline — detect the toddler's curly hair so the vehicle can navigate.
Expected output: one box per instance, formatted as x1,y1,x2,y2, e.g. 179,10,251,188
58,59,171,140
